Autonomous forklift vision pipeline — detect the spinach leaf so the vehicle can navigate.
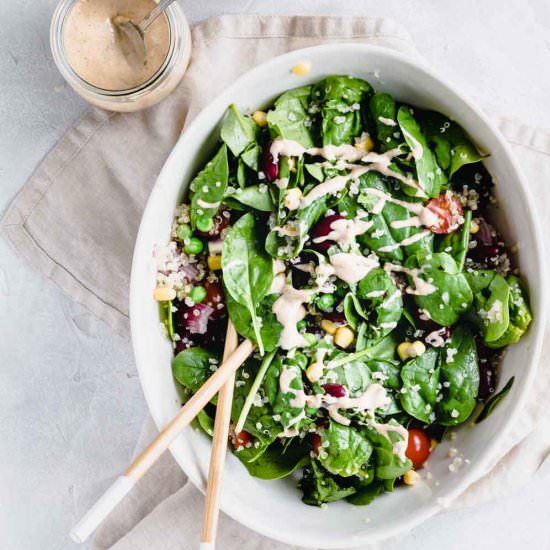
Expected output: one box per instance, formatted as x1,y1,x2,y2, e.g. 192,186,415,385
225,293,282,353
406,251,473,326
436,326,479,425
299,459,357,506
267,85,315,147
172,347,218,392
400,348,440,423
237,438,310,480
466,272,510,345
189,144,229,229
159,300,175,341
397,106,446,198
368,93,401,151
224,185,274,212
364,426,411,480
197,409,215,437
222,213,274,354
266,196,327,259
357,172,433,261
437,209,472,271
264,353,310,431
318,420,373,477
475,376,515,423
485,276,532,348
343,292,369,331
356,267,403,340
220,104,257,157
330,332,399,367
346,482,385,505
418,110,486,177
311,76,373,146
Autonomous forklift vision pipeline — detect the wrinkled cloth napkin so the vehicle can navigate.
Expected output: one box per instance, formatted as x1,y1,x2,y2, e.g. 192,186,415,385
3,14,550,550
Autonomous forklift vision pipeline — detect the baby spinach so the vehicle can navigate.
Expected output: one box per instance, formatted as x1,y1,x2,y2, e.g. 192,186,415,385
406,251,473,326
224,185,274,212
189,144,229,229
368,92,401,151
237,438,310,480
311,75,373,146
172,347,218,393
418,111,486,177
318,420,373,477
225,293,282,354
436,326,479,425
267,85,315,147
397,106,446,198
466,272,510,346
363,426,411,480
196,409,215,437
300,460,357,506
400,348,440,423
475,376,515,423
220,103,257,158
346,482,385,506
356,267,403,340
485,276,532,348
222,213,274,354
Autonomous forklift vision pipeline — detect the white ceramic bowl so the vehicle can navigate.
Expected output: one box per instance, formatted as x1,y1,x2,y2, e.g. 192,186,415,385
130,44,545,548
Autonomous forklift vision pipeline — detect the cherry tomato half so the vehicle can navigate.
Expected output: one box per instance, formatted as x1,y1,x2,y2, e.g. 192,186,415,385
232,430,252,449
426,193,464,234
406,428,431,468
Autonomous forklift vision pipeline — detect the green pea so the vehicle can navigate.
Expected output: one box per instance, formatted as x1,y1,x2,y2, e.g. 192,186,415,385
190,285,207,304
184,237,204,255
196,217,214,233
296,320,307,331
176,224,192,241
317,293,335,311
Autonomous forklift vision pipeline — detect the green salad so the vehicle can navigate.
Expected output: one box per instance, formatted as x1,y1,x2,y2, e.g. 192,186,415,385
153,75,533,506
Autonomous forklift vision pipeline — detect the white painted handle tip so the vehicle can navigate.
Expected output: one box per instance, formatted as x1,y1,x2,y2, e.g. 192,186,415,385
70,476,134,544
199,543,215,550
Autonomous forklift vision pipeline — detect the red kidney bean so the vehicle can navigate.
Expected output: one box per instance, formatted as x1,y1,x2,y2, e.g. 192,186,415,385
322,383,347,398
310,214,345,252
262,142,279,182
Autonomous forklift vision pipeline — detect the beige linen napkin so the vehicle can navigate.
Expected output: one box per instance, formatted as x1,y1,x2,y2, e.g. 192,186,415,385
2,14,550,550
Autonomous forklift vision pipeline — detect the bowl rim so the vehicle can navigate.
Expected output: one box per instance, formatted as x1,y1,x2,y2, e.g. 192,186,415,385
129,42,546,548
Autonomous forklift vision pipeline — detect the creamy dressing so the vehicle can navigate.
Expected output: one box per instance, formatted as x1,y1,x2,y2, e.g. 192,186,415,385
197,199,221,209
378,229,431,253
328,253,379,285
312,216,373,250
390,216,421,229
64,0,170,91
378,116,397,127
279,369,408,458
384,263,437,296
268,137,427,202
300,166,369,207
363,187,440,228
272,285,316,350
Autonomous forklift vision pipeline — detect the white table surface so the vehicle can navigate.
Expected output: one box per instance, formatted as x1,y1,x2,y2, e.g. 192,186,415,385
1,1,550,549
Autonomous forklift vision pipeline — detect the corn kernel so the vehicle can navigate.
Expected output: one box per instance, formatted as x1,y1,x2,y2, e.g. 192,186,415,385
284,188,303,210
207,255,222,271
403,469,421,486
430,438,438,450
153,287,176,302
470,220,480,234
252,110,268,127
354,134,375,153
397,340,426,361
291,61,311,76
321,319,337,335
334,326,354,349
306,362,324,383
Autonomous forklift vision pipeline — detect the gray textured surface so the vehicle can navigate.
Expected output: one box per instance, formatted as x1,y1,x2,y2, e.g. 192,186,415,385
1,1,550,549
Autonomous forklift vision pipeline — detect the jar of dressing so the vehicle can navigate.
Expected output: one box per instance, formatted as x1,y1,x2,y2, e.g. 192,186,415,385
50,0,191,112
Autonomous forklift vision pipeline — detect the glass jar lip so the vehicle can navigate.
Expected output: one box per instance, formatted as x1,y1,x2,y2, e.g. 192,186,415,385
50,0,185,98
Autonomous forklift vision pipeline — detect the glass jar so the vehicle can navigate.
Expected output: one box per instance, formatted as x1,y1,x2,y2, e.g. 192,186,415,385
50,0,191,112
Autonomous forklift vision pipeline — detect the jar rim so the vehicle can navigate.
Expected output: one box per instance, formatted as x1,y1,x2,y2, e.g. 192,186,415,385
50,0,186,99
